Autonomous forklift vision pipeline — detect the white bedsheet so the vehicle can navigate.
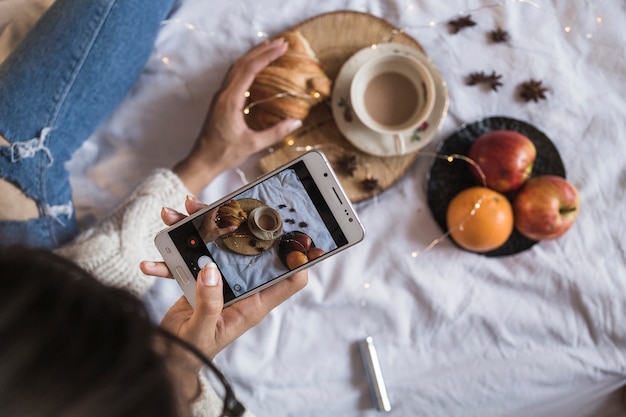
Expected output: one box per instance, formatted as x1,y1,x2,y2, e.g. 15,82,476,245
3,1,626,416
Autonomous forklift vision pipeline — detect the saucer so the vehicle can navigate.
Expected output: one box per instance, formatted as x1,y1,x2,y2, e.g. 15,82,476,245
331,42,449,157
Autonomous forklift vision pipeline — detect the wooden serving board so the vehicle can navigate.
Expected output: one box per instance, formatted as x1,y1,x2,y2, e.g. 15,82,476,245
220,198,275,255
259,11,426,203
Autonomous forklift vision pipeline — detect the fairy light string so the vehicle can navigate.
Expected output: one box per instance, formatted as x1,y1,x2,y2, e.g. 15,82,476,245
242,90,322,115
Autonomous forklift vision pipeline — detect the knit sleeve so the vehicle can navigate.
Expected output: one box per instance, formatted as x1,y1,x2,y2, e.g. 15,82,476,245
54,169,190,297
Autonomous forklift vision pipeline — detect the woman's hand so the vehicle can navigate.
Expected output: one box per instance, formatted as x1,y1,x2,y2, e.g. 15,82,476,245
141,195,308,358
173,38,303,195
196,205,237,243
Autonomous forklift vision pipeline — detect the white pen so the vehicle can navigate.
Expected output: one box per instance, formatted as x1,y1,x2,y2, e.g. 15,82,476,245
359,336,392,412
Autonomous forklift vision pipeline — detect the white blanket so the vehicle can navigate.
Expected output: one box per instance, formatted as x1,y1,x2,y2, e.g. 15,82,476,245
3,1,626,416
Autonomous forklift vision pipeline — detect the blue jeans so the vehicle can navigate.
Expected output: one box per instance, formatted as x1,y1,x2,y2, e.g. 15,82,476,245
0,0,176,249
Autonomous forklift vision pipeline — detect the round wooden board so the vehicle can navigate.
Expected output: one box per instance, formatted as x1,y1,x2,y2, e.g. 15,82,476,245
221,198,276,255
258,11,426,203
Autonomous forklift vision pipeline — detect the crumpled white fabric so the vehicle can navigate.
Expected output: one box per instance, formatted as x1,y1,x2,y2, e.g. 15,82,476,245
3,0,626,416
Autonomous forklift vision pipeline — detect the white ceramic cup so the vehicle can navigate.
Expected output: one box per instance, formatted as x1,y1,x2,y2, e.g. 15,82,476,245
247,206,283,241
350,53,435,154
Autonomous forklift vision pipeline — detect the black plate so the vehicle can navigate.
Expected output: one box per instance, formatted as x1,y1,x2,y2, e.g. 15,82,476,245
426,116,565,257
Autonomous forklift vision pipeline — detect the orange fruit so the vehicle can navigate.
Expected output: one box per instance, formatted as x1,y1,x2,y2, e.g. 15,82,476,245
285,250,309,270
446,187,514,252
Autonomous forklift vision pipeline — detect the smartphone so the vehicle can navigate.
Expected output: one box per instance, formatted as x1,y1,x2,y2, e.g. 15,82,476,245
155,150,365,308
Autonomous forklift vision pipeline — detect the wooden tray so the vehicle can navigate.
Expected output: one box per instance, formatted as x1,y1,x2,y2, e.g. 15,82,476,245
259,11,427,203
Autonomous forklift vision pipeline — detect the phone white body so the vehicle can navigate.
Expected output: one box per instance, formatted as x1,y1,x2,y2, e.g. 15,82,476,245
154,150,365,308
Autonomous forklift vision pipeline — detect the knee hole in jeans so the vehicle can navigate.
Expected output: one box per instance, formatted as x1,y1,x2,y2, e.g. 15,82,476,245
0,133,40,221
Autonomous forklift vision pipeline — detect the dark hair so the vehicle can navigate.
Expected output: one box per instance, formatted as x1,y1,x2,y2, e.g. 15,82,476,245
0,246,186,417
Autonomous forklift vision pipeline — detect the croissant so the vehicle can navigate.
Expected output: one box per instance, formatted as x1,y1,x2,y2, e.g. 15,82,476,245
215,200,247,228
246,30,332,129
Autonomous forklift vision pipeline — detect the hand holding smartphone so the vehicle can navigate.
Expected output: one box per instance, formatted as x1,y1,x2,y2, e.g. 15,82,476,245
155,151,365,307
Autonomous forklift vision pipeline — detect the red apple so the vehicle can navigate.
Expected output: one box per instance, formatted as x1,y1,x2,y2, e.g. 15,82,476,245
290,231,312,252
513,175,580,241
468,130,537,193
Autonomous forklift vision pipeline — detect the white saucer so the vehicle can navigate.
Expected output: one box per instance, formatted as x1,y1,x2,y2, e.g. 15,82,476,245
331,43,449,157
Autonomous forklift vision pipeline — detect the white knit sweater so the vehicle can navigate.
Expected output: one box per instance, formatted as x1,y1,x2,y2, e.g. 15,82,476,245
55,168,254,417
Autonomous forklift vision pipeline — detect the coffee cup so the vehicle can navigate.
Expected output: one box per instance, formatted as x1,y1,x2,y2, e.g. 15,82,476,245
350,53,435,154
247,206,283,241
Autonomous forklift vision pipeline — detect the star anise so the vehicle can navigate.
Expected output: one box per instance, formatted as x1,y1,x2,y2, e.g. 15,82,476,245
336,152,358,177
490,27,510,43
466,71,503,92
361,177,382,193
519,79,548,102
448,15,476,34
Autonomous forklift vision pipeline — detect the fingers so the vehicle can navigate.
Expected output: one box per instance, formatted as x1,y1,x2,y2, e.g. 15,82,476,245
161,206,187,226
223,270,309,330
257,270,308,310
188,263,224,348
160,197,208,227
225,38,288,102
140,260,173,278
253,118,303,150
184,195,209,215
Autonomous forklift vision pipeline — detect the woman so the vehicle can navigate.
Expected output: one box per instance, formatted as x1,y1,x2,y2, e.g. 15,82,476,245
0,0,307,415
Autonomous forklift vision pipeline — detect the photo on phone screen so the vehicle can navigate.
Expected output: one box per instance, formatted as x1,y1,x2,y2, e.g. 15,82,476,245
156,151,364,307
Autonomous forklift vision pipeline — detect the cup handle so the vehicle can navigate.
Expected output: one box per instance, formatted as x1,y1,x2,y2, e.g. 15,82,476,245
393,133,407,155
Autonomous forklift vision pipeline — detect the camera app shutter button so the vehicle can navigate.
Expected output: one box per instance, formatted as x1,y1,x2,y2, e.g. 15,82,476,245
197,255,212,269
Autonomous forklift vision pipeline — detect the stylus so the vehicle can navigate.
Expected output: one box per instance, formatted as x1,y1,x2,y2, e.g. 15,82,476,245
359,336,392,412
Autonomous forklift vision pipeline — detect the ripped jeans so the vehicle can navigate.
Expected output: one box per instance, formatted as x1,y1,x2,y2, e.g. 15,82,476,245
0,0,176,249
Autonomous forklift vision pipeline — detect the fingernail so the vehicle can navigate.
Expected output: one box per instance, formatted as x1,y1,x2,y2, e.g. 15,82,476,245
143,261,157,267
162,206,177,214
287,119,303,131
187,195,202,203
200,262,219,287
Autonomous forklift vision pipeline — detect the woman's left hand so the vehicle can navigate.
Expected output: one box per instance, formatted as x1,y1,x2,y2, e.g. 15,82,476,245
141,195,308,359
173,38,303,195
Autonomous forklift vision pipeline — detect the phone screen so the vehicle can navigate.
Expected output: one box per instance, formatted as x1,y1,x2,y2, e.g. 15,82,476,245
166,160,349,304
